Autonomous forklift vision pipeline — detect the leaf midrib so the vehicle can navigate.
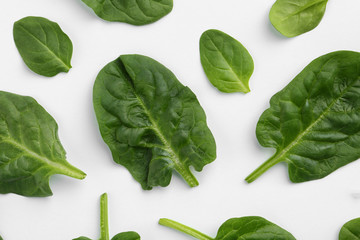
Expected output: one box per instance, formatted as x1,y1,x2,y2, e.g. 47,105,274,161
279,0,327,22
342,227,360,240
270,78,356,166
131,89,197,186
2,137,79,177
17,24,70,69
205,33,250,92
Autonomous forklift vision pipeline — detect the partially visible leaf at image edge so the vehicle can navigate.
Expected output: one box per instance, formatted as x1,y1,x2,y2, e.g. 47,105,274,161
200,29,254,93
0,91,86,197
159,216,296,239
246,51,360,183
81,0,173,26
93,54,216,189
270,0,328,37
13,16,73,77
339,217,360,240
73,193,141,240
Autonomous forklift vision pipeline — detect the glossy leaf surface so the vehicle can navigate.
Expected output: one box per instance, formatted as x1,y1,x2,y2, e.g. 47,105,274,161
13,16,73,77
270,0,328,37
112,232,141,240
93,54,216,189
339,218,360,240
159,216,295,240
81,0,173,25
73,193,141,240
200,29,253,93
246,51,360,183
0,91,85,197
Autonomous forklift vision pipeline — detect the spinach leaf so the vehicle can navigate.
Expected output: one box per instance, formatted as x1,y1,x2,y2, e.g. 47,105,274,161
269,0,328,37
81,0,173,25
246,51,360,183
339,218,360,240
159,217,296,240
13,16,73,77
199,29,253,93
93,54,216,189
73,193,141,240
0,91,86,197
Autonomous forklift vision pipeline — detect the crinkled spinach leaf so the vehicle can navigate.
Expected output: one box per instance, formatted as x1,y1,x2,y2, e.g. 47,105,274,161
73,193,141,240
200,29,253,93
246,51,360,183
270,0,328,37
93,54,216,189
0,91,85,197
339,218,360,240
81,0,173,25
13,16,73,77
159,216,296,239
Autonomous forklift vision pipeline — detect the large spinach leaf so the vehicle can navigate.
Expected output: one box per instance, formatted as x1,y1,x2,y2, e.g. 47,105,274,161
74,193,141,240
13,16,73,77
269,0,328,37
81,0,173,25
199,29,253,93
159,217,296,240
339,218,360,240
246,51,360,183
0,91,85,197
93,54,216,189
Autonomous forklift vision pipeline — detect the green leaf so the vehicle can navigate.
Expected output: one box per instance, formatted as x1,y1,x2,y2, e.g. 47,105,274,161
199,29,253,93
93,54,216,189
81,0,173,26
269,0,328,37
159,217,296,240
246,51,360,183
112,232,141,240
0,91,86,197
215,217,296,240
13,16,73,77
339,218,360,240
73,193,141,240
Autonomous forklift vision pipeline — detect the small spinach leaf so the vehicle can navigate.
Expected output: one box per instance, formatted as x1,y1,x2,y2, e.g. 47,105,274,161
200,29,253,93
246,51,360,183
13,16,73,77
0,91,86,197
269,0,328,37
81,0,173,25
159,217,296,240
93,54,216,189
339,218,360,240
73,193,141,240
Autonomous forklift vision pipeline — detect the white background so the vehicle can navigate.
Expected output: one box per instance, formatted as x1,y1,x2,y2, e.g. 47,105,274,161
1,0,360,239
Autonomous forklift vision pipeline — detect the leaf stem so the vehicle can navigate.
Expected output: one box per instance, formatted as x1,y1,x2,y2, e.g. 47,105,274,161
245,153,282,183
159,218,214,240
60,162,86,180
174,165,199,188
99,193,110,240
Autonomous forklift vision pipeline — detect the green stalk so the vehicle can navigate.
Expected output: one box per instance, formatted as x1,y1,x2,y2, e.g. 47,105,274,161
159,218,214,240
245,153,281,183
99,193,110,240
